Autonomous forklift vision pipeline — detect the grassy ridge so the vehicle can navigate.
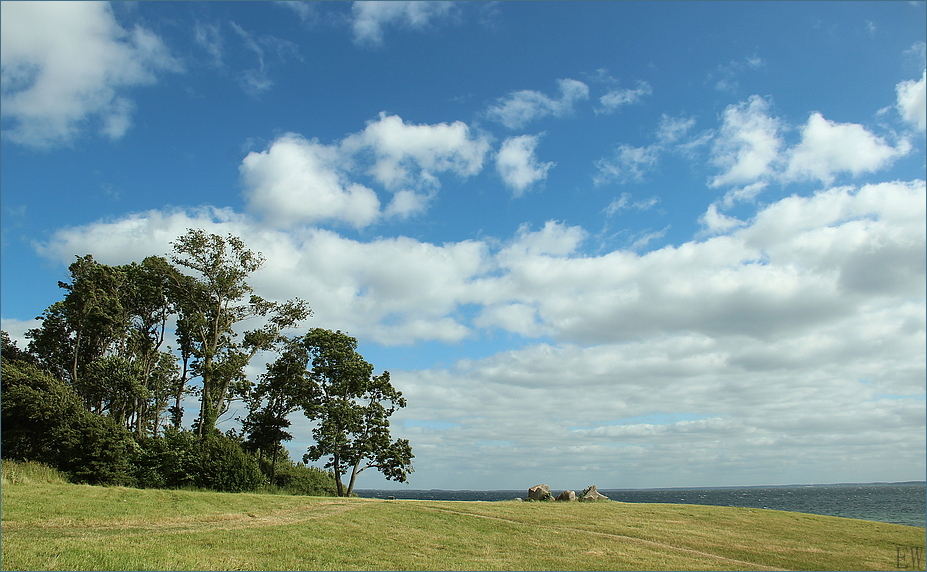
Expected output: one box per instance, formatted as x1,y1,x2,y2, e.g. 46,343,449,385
2,479,924,571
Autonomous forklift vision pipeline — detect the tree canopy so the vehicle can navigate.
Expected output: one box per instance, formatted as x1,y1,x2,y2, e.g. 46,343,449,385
272,328,415,497
2,230,402,496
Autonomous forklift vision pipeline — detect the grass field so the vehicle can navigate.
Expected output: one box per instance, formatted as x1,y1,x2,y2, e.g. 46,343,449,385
2,470,924,570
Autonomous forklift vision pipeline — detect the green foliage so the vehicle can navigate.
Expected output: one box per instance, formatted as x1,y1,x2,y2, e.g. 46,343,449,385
280,328,413,497
133,429,199,489
3,231,406,498
193,434,266,493
1,331,35,364
168,229,310,437
22,254,181,437
258,458,338,496
55,412,139,486
1,357,137,486
133,429,266,493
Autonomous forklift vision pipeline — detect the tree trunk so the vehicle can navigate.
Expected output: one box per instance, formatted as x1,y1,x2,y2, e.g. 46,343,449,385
333,454,345,497
174,354,189,429
198,354,214,437
71,327,82,387
345,461,363,498
270,446,278,486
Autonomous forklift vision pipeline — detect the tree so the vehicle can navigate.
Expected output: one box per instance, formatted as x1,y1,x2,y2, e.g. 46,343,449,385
279,328,413,497
26,255,127,402
168,229,311,437
120,256,179,437
25,255,180,437
243,339,319,485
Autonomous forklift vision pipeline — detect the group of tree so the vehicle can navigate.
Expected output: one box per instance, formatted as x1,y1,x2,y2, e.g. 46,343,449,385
1,229,412,497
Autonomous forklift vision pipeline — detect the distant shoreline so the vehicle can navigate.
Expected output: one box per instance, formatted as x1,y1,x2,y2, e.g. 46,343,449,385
358,480,927,493
356,482,927,527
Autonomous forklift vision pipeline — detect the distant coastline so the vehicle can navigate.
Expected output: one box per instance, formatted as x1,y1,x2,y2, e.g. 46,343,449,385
359,480,926,493
357,482,927,527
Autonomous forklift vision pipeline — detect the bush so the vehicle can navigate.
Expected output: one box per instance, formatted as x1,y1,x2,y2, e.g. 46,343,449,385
55,412,138,486
134,429,199,489
260,459,337,496
193,434,266,493
134,429,265,493
1,360,138,486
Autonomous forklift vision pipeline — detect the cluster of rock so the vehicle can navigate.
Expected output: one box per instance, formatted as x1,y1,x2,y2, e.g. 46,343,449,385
525,484,609,502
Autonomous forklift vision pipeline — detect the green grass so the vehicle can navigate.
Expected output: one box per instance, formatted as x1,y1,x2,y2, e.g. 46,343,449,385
1,459,69,485
2,477,924,571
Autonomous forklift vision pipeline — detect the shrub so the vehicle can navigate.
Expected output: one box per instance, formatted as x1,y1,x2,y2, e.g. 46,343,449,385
261,459,337,496
55,412,138,486
133,430,264,493
192,434,266,493
1,360,138,486
134,428,199,489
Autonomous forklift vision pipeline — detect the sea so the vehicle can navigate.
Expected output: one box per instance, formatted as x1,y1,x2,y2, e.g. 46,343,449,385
356,481,926,527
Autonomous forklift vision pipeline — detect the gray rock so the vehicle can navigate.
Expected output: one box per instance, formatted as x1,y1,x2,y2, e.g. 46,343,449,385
556,490,576,502
527,484,553,501
581,485,609,501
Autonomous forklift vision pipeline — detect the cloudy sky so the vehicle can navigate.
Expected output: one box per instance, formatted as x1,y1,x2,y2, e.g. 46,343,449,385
2,1,925,491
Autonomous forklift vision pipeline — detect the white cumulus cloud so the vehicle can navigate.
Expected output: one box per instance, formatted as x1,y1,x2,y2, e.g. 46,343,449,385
709,95,783,188
486,78,589,129
784,112,910,184
240,133,381,228
342,112,490,191
896,70,926,132
241,114,490,227
0,0,181,148
350,1,457,46
495,134,555,196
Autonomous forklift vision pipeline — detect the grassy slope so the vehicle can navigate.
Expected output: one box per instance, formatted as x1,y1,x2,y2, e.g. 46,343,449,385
2,481,924,571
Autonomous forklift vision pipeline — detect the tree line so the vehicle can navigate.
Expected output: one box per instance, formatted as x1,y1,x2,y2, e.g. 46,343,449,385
1,229,413,497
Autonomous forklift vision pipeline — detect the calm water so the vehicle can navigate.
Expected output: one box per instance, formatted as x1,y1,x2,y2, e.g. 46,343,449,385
357,482,926,527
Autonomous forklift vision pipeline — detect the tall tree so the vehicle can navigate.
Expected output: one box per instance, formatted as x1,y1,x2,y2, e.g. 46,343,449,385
243,342,317,485
168,229,310,437
27,255,131,414
286,328,413,497
26,255,179,435
26,255,127,404
120,256,176,436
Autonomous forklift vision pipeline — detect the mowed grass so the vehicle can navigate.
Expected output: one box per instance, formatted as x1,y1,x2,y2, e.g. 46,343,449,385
2,480,924,571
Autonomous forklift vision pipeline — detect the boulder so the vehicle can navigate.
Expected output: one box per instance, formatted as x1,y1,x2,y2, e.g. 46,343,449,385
581,485,609,501
556,490,576,502
527,484,553,501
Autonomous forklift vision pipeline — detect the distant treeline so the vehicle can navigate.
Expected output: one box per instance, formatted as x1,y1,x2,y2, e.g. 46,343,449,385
1,229,412,496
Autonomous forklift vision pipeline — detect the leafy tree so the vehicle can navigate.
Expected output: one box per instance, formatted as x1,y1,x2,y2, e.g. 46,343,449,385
243,341,319,485
275,329,413,497
1,331,33,363
168,229,311,437
25,255,126,403
24,255,180,436
4,230,329,493
120,256,180,436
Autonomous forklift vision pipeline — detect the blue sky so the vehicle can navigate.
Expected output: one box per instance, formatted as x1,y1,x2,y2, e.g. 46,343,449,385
2,1,925,491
